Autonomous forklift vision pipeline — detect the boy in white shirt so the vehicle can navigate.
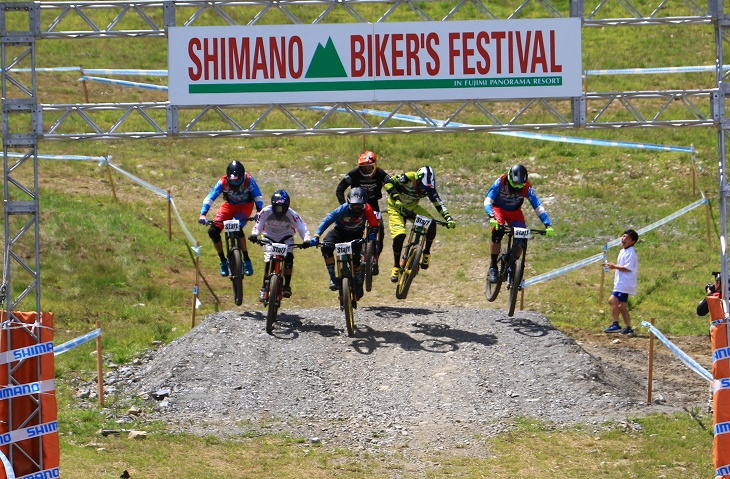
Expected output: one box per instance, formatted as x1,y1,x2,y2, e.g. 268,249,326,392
603,229,639,335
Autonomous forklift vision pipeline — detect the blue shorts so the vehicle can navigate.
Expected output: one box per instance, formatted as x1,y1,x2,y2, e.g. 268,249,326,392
612,291,629,303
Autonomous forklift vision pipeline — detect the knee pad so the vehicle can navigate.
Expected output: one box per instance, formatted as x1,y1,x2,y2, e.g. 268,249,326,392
284,252,294,270
393,234,406,252
491,228,505,244
427,222,437,241
208,225,222,243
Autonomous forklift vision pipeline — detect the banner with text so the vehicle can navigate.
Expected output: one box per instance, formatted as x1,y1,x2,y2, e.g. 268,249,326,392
168,19,582,105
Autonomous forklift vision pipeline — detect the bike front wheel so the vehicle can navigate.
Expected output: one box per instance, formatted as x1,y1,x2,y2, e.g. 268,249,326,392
395,245,421,300
341,277,355,337
266,275,280,334
363,238,376,292
230,248,244,306
508,254,525,317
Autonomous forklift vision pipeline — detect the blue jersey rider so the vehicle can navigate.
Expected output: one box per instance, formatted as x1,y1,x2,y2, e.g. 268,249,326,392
310,187,380,298
198,161,264,277
484,164,555,283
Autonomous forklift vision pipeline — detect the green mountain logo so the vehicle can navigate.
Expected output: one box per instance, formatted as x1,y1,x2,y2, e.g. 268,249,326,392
305,37,347,78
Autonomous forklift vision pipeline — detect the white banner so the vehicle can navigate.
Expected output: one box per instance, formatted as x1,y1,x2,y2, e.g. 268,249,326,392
168,19,582,105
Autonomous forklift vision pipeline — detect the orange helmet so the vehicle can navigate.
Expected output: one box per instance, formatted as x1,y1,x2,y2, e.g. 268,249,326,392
358,151,377,178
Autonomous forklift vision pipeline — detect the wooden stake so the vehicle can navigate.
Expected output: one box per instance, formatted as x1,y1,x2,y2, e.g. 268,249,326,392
705,198,713,247
647,317,655,404
599,266,605,305
80,65,90,103
105,159,118,202
96,320,104,406
167,190,172,241
192,242,200,328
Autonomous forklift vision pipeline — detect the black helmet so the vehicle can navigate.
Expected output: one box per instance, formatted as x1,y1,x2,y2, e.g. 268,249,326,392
346,187,368,214
226,161,245,187
507,164,528,191
271,190,290,218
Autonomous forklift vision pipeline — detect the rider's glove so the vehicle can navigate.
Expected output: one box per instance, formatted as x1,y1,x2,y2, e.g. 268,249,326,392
248,234,259,244
198,214,207,225
252,213,260,222
488,216,499,229
545,226,555,237
300,241,311,249
368,231,377,241
310,235,320,247
445,215,456,229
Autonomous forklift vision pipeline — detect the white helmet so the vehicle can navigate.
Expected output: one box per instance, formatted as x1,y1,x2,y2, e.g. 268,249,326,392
416,166,435,189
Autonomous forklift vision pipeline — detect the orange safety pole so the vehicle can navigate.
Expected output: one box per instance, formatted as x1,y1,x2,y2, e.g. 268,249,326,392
96,320,104,406
647,317,655,403
706,199,713,248
167,190,172,241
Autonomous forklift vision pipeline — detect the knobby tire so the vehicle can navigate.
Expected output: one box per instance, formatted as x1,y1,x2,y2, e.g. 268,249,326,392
508,249,525,317
364,239,376,292
396,245,421,300
266,275,279,335
342,277,355,337
485,259,502,302
230,248,244,306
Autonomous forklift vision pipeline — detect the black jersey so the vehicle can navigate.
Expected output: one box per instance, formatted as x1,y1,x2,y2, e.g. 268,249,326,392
335,167,391,209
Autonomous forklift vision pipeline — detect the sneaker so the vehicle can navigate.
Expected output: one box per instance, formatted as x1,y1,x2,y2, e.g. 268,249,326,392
220,260,229,277
258,287,266,303
390,267,400,283
620,326,634,335
329,279,338,291
372,261,379,276
604,323,622,333
243,260,254,276
283,285,292,298
420,253,431,269
488,267,498,283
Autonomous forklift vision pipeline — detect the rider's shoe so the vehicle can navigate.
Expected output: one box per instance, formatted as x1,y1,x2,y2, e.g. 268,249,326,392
243,260,254,276
390,267,400,283
372,261,379,276
283,285,292,298
329,279,338,291
488,267,498,283
220,260,229,277
420,253,431,270
258,287,266,303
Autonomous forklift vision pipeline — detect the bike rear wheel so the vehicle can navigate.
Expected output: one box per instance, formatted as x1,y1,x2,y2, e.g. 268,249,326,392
230,248,244,306
508,252,525,317
266,275,280,334
485,260,502,302
395,245,421,300
342,277,355,337
364,238,376,292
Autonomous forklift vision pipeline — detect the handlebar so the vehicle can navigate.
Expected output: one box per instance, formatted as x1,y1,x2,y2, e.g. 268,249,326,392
254,237,310,249
316,238,366,248
203,217,257,227
495,224,547,235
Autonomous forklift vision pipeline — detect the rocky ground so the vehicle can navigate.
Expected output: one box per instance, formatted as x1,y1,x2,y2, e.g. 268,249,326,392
100,305,712,458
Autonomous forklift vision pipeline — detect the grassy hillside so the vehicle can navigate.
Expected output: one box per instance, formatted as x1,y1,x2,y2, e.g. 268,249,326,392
1,2,723,477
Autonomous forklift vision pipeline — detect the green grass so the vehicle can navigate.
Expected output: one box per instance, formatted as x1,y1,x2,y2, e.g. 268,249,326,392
0,2,726,477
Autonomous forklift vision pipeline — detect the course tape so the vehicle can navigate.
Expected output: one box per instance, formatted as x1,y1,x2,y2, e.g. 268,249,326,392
14,66,166,75
53,328,100,356
0,342,53,367
641,321,713,382
0,421,58,447
0,379,55,401
0,450,14,479
584,65,730,76
6,152,106,162
80,75,167,91
522,197,708,287
17,468,59,479
309,106,695,153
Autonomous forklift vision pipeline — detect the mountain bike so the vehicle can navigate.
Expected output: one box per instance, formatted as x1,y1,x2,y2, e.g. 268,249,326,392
485,224,546,317
395,213,447,300
362,211,382,293
318,238,365,337
205,218,254,306
253,237,308,335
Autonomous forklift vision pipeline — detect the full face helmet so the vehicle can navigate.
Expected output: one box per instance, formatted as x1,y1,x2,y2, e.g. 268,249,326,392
507,164,528,192
358,151,377,178
271,190,290,219
226,161,246,187
416,166,435,189
346,187,368,215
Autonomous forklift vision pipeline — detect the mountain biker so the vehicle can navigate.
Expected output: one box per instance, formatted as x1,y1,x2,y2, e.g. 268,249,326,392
335,150,391,276
310,187,379,297
249,190,311,302
484,164,555,283
198,161,263,277
384,166,456,283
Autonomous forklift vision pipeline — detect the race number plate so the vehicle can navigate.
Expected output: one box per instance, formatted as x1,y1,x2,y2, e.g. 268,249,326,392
513,227,531,239
223,219,240,232
271,243,288,256
414,215,432,229
335,242,353,256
